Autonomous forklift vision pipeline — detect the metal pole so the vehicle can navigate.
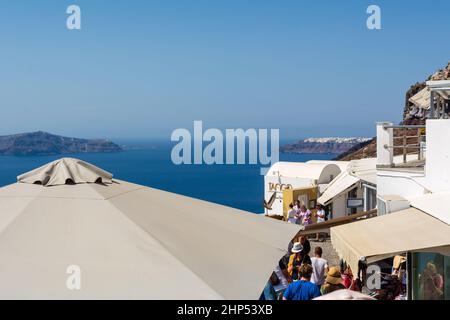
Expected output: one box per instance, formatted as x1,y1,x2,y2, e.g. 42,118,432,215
407,252,412,300
430,91,435,119
403,127,407,163
363,186,368,212
417,129,421,161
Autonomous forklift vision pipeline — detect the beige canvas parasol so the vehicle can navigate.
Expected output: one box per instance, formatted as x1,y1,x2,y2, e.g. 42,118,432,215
0,158,299,299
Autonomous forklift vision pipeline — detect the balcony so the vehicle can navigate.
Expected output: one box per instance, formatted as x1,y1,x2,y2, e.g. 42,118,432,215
376,123,426,171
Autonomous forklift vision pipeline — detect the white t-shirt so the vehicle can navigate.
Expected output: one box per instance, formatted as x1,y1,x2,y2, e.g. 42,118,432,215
316,209,326,223
310,257,328,285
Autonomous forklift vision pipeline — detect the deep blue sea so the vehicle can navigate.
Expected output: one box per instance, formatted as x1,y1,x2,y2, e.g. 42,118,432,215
0,142,335,213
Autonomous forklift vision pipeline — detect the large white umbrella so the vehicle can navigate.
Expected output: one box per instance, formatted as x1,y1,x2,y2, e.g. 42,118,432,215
314,289,375,300
0,158,298,299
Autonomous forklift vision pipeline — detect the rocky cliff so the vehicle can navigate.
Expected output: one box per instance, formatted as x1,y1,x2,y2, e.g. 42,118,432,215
403,62,450,124
0,131,122,156
333,138,376,160
337,61,450,160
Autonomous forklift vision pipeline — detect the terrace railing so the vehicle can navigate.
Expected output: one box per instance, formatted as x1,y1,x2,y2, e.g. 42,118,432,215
384,124,426,164
293,209,378,237
377,123,426,167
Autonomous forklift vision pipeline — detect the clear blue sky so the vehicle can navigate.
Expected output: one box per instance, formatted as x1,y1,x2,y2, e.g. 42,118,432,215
0,0,449,140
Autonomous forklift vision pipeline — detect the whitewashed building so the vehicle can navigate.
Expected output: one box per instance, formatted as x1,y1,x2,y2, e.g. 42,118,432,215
264,161,344,217
331,80,450,300
317,158,377,218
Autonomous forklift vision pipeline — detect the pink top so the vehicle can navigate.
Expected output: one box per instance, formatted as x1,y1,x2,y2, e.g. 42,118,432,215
300,209,312,225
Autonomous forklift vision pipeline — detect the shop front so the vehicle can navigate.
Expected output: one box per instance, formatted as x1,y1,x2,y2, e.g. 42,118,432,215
330,207,450,300
411,252,450,300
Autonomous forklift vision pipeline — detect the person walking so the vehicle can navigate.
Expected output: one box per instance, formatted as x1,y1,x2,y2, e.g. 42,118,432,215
310,247,328,288
293,200,301,212
287,242,311,282
315,204,326,223
287,203,299,224
299,205,312,226
299,235,311,256
321,266,346,295
283,264,321,300
315,204,327,241
293,200,302,225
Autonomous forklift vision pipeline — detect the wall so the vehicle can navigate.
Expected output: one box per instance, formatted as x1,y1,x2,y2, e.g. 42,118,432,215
424,119,450,192
331,193,347,219
328,185,367,218
283,187,318,219
375,120,450,202
317,164,342,185
264,176,315,215
377,170,426,199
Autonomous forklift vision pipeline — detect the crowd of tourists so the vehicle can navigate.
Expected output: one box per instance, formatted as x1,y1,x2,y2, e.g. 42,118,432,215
287,201,327,226
261,236,367,301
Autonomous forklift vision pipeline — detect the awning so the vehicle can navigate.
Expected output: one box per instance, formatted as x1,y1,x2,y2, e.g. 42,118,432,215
409,87,431,110
318,183,329,194
317,171,359,205
331,208,450,273
349,158,377,185
410,82,450,110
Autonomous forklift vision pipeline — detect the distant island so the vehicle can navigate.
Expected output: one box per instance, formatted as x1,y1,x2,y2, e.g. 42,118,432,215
281,137,372,155
0,131,122,156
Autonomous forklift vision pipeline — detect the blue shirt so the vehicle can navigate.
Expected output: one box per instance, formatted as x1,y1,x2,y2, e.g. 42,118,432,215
283,280,321,300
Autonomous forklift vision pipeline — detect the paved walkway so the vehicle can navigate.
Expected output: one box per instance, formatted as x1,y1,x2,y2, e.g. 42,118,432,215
309,238,340,267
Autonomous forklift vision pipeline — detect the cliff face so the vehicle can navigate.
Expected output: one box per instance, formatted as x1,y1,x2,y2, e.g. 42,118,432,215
0,131,122,156
403,61,450,124
337,61,450,160
281,137,371,155
333,138,376,160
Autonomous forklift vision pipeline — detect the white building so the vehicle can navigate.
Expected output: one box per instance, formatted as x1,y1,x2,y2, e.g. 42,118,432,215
318,158,377,218
264,161,344,217
330,80,450,300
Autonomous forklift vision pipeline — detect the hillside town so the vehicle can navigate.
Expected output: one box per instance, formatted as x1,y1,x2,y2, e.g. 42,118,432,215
262,63,450,300
281,137,372,155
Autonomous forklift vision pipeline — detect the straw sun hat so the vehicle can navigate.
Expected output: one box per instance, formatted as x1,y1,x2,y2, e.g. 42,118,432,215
325,266,342,285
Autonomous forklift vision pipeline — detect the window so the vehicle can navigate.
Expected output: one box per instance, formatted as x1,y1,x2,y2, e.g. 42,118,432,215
412,252,450,300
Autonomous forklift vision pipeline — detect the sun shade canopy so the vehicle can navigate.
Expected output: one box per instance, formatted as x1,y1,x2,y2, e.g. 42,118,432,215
0,158,299,299
318,172,359,205
409,87,431,110
17,158,113,186
314,289,375,300
331,208,450,273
